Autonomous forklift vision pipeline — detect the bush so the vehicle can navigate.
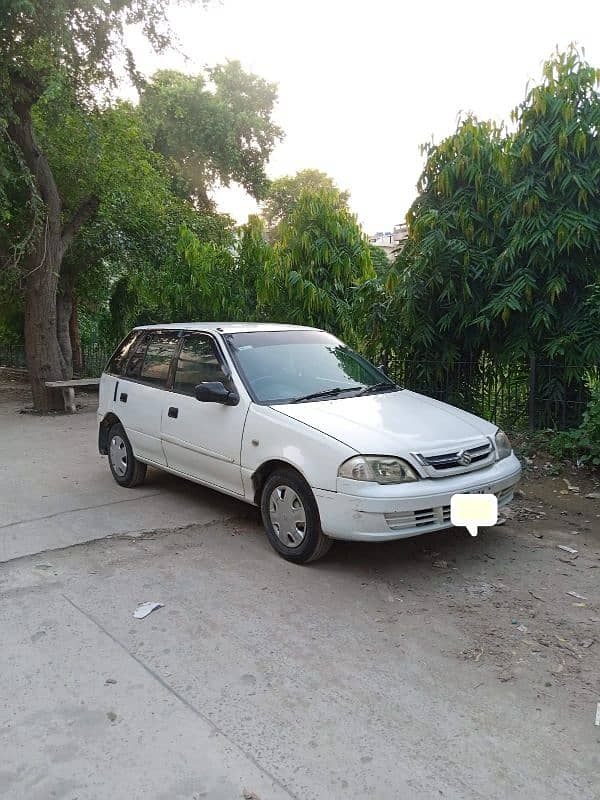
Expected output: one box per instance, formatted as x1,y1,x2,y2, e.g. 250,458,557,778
549,385,600,465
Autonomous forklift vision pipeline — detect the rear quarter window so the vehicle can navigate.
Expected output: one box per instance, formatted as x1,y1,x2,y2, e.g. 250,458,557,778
124,334,150,379
105,332,140,376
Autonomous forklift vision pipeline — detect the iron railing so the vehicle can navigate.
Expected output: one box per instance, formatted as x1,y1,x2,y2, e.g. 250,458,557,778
0,343,113,378
384,356,598,430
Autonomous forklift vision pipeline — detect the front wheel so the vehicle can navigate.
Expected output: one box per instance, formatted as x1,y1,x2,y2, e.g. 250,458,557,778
260,469,332,563
107,422,147,488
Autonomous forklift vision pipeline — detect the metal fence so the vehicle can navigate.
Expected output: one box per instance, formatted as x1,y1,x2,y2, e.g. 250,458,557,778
0,343,27,369
385,356,598,431
1,342,597,430
0,343,113,378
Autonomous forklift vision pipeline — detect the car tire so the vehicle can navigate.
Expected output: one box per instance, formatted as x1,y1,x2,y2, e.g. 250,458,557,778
107,422,147,488
260,468,332,563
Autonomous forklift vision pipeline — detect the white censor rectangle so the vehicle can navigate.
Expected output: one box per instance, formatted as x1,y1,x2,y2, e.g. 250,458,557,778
451,493,498,537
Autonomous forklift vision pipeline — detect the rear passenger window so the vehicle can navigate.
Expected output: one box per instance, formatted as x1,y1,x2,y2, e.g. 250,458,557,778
173,335,229,396
106,331,139,376
139,333,180,387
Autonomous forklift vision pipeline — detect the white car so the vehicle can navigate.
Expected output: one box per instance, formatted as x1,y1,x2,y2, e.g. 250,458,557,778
98,322,521,563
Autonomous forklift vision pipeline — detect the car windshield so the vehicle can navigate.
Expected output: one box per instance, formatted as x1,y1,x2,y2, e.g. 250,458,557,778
224,329,399,404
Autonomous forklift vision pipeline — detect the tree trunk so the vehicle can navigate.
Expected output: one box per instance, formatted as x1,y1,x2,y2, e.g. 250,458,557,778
56,285,74,380
7,97,99,411
23,237,68,412
70,296,84,375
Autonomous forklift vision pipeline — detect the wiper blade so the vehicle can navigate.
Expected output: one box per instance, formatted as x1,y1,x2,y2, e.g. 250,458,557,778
291,386,362,403
357,382,399,396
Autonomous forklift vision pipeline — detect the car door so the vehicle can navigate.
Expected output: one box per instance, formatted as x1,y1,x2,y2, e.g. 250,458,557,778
161,332,249,496
115,330,180,466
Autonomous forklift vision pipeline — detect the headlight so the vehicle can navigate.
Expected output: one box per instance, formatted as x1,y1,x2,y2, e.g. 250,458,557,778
495,430,512,460
338,455,419,484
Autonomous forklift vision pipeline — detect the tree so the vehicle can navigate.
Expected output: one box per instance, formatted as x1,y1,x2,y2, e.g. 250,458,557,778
138,64,283,208
261,169,350,238
234,215,273,319
259,189,374,343
369,244,392,278
0,0,212,410
31,91,197,368
478,47,600,369
390,47,600,426
389,116,509,365
125,217,271,327
472,47,600,426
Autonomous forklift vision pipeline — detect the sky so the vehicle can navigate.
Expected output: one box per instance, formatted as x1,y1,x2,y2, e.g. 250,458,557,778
131,0,600,233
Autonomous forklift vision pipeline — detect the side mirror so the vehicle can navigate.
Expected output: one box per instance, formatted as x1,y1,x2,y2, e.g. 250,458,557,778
377,364,388,377
194,381,239,406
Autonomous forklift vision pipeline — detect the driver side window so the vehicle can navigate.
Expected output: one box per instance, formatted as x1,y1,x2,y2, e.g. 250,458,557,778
173,334,230,396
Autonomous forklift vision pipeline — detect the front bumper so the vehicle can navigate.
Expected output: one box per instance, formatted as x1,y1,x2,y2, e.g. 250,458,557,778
313,453,521,542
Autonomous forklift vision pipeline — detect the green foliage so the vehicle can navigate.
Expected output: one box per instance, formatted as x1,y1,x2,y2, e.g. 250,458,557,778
549,385,600,465
138,225,237,322
388,46,600,428
25,87,234,342
389,116,510,363
259,189,374,344
478,47,600,365
0,0,204,109
369,245,391,278
234,215,272,319
118,218,272,332
261,169,350,238
138,65,283,206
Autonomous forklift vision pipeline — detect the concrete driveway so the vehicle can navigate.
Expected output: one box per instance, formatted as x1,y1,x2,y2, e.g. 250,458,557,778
0,396,249,562
1,388,599,799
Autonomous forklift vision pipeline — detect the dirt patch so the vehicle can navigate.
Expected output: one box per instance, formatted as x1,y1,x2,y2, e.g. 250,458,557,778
0,367,31,405
441,469,600,703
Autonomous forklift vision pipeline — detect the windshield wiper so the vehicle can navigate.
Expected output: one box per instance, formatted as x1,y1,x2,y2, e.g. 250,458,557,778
357,382,399,396
291,386,362,403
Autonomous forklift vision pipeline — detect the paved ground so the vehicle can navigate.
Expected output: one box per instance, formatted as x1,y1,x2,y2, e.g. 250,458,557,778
1,385,599,799
0,392,243,562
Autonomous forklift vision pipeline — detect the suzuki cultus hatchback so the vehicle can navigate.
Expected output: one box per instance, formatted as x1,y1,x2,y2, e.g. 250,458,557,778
98,323,521,562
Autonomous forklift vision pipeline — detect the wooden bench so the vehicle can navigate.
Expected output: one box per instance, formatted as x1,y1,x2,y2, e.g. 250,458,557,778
45,378,100,413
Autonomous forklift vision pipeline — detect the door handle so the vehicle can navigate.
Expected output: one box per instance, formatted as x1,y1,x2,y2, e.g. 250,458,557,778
119,392,128,403
168,406,179,418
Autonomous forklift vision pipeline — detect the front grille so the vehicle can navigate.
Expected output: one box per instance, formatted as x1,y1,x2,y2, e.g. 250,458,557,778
418,441,493,471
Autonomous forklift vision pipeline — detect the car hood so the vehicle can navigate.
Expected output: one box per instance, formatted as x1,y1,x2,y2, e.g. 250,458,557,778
274,389,497,455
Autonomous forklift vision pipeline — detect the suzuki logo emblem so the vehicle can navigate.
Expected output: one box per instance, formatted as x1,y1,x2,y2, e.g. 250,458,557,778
457,449,472,466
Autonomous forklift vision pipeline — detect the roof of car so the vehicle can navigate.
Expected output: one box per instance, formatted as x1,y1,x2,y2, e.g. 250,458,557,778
133,322,318,334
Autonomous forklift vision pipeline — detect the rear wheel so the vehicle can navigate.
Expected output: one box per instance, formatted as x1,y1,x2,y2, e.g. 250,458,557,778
107,422,147,488
260,468,332,563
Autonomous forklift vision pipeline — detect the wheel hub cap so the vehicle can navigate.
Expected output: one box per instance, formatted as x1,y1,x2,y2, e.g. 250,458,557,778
109,435,128,477
268,485,306,548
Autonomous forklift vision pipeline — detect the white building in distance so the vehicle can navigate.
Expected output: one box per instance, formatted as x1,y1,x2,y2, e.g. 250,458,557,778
368,223,408,260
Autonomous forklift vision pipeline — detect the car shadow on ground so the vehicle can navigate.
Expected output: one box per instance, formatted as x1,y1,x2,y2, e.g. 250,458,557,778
141,466,517,593
142,465,258,520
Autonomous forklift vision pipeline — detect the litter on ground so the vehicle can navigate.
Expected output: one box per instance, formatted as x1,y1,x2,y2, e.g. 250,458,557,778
557,545,578,555
566,591,588,601
133,601,164,619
